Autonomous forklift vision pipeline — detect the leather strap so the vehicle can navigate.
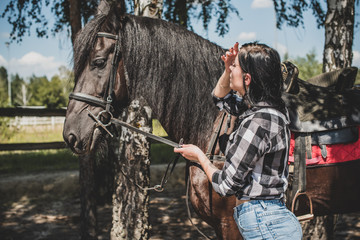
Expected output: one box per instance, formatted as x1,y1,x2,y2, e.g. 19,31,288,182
206,112,227,157
235,198,250,207
69,92,108,109
293,132,307,194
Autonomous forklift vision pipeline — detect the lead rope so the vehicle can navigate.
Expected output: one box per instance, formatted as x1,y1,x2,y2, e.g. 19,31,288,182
119,139,183,192
186,176,213,240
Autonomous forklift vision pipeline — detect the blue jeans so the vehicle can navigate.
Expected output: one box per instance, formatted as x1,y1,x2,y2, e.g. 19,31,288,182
233,199,302,240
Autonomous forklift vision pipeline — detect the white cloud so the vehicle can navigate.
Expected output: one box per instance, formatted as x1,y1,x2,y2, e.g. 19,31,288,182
251,0,273,9
274,43,288,59
18,51,55,66
353,51,360,68
0,32,10,39
237,32,257,41
6,51,66,79
0,55,7,67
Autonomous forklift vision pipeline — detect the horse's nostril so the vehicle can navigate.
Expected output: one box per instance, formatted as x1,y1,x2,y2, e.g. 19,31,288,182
67,134,77,148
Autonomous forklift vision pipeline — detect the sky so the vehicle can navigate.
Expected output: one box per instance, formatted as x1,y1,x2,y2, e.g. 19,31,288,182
0,0,359,80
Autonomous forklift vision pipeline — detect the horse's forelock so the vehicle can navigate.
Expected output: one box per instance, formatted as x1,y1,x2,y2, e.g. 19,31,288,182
73,10,122,81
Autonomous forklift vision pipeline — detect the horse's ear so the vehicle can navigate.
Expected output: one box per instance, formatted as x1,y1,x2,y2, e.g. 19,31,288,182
97,0,126,17
97,0,126,18
113,0,126,17
97,0,111,15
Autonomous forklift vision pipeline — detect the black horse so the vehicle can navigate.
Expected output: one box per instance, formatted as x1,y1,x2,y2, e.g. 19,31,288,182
63,1,360,239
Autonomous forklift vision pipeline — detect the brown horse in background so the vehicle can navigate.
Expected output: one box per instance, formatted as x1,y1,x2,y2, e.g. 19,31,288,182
63,1,360,239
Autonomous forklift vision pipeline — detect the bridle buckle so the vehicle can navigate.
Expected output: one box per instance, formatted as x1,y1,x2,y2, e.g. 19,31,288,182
86,108,114,137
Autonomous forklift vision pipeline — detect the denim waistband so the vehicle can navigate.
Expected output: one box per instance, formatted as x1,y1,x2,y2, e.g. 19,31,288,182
235,199,285,214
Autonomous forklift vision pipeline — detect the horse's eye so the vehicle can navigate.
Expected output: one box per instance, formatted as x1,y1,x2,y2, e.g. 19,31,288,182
92,58,106,68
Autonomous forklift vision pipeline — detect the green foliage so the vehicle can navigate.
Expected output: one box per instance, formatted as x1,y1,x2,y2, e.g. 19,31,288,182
0,66,9,106
291,49,323,80
13,82,31,106
0,118,14,142
150,143,175,165
28,75,48,106
57,66,75,105
28,75,67,108
273,0,326,29
2,0,240,43
0,65,73,108
46,77,68,108
10,74,25,106
356,71,360,85
163,0,240,36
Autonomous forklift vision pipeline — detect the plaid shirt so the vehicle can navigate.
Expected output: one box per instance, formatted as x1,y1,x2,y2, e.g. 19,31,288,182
211,91,290,200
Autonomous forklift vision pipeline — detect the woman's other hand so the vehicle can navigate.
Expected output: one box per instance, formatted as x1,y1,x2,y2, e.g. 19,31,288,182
221,42,239,73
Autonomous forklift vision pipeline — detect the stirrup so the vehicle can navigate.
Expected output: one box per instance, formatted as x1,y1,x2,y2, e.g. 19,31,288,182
291,190,314,222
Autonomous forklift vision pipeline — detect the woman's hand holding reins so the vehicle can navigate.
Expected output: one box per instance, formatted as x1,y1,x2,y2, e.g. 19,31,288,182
174,144,205,162
174,144,218,183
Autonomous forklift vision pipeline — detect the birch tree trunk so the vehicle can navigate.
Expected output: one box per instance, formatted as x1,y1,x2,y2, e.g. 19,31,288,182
134,0,163,18
322,0,355,72
111,2,163,239
111,99,152,239
301,1,356,239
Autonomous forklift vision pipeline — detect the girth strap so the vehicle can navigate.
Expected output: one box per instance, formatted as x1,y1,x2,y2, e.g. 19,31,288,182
293,133,307,193
291,132,314,222
206,112,228,158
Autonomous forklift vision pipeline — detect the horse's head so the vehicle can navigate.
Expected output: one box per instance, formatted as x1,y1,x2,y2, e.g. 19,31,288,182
63,0,227,154
63,2,128,154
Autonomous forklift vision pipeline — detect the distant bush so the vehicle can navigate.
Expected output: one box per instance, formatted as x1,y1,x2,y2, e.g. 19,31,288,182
0,118,14,142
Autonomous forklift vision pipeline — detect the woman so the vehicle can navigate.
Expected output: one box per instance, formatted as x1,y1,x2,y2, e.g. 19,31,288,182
174,42,302,239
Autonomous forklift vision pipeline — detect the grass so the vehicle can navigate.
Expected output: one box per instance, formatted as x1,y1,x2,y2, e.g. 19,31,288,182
150,143,177,165
0,149,78,175
0,119,173,175
0,144,173,175
0,125,63,143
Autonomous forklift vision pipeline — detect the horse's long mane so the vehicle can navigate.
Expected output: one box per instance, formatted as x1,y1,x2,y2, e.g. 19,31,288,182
74,8,226,148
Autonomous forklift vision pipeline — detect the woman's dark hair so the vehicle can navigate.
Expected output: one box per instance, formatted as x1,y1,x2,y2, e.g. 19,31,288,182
238,42,286,114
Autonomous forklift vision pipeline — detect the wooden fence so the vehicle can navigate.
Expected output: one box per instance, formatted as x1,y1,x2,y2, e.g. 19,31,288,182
0,107,67,151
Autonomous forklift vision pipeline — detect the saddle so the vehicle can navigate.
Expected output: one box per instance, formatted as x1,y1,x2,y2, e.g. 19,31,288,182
281,61,360,218
282,61,359,145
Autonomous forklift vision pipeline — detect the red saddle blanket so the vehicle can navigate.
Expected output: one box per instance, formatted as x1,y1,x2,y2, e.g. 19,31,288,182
288,127,360,165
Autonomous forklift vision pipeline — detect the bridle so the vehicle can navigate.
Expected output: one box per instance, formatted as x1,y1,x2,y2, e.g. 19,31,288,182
69,32,121,137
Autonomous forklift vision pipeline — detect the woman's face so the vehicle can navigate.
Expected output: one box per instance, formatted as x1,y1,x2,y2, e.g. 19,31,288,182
229,55,247,96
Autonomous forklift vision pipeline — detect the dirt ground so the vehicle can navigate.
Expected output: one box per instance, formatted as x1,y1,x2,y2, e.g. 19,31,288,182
0,164,359,240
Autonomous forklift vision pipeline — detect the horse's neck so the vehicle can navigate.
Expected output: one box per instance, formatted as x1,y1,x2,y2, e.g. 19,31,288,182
123,16,224,148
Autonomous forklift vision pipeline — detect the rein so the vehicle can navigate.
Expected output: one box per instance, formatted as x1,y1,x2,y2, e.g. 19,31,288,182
119,149,182,192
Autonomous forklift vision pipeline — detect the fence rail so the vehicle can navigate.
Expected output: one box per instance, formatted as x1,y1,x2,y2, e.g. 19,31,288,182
0,142,67,151
0,108,66,117
0,107,67,151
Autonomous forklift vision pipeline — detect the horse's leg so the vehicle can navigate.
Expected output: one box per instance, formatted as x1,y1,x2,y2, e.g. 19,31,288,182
188,163,242,240
79,153,98,240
